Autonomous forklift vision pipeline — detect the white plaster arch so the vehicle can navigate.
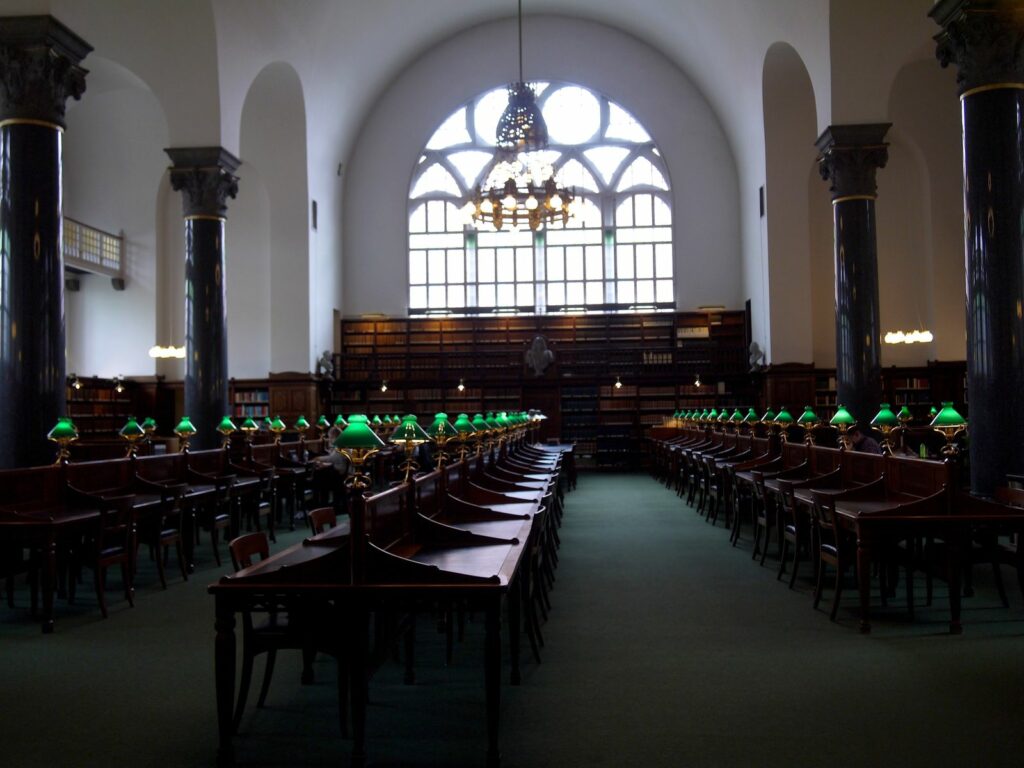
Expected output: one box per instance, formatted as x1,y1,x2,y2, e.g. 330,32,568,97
761,41,818,365
238,61,311,372
343,14,740,318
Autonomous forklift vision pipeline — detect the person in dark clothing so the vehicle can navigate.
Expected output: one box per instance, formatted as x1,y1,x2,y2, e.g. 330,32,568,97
848,424,883,454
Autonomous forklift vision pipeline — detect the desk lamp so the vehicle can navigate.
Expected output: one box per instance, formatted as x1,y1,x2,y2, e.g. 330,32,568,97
390,415,431,482
453,413,477,461
335,416,386,490
830,405,856,449
774,407,794,443
869,404,899,454
174,416,197,453
216,416,237,450
797,406,820,445
48,417,78,465
428,412,459,469
930,402,967,457
239,417,260,446
119,416,146,458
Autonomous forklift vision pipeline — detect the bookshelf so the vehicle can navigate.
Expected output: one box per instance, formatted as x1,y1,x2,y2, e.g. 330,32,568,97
230,380,270,420
332,310,754,466
66,377,137,438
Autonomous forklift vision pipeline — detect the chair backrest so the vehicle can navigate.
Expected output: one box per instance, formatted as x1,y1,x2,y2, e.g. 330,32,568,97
229,532,270,571
308,506,337,534
810,492,838,537
751,471,766,503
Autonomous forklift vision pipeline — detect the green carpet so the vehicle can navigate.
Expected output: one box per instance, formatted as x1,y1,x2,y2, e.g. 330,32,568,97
2,474,1024,766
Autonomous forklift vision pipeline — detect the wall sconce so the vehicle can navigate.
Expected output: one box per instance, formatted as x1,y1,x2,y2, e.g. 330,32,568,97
68,373,83,391
380,380,388,393
114,376,125,394
614,376,623,390
457,378,466,393
694,373,701,388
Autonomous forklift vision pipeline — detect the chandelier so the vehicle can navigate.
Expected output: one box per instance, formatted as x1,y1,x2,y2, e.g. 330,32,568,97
465,1,577,231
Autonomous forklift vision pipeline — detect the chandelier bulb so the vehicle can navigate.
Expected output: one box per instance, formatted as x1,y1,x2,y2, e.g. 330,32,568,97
549,193,563,209
480,198,494,214
525,195,538,210
502,194,517,210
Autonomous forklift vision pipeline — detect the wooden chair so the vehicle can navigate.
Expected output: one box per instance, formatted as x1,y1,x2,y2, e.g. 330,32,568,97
69,494,137,619
751,472,774,564
777,484,807,588
809,492,854,621
308,506,337,535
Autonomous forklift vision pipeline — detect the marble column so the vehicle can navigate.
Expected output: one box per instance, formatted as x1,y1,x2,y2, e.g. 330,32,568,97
815,124,890,434
166,148,239,451
0,16,90,468
932,0,1024,495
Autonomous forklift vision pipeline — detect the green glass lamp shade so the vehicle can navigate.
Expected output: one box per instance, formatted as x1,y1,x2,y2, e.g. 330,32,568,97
774,408,794,426
708,408,719,421
120,417,145,438
796,406,819,426
317,415,330,429
335,414,349,427
262,416,272,428
485,414,501,429
428,412,458,439
743,408,759,424
348,414,368,424
335,420,386,450
454,413,476,434
141,417,157,433
928,406,938,418
897,406,912,422
48,417,78,441
371,415,383,426
697,409,708,421
389,418,430,444
383,415,393,426
730,408,744,423
829,405,856,427
930,402,966,428
269,416,287,433
294,415,311,431
869,404,899,429
216,416,237,435
472,414,489,431
760,408,776,423
174,417,197,437
496,412,512,428
240,417,259,432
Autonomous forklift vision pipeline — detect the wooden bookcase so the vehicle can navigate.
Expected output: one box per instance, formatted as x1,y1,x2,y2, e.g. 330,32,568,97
332,311,754,468
66,377,137,438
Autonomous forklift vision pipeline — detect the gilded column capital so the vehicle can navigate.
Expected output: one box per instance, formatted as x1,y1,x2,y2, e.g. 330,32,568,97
931,0,1024,95
0,15,91,127
165,147,241,219
815,124,891,201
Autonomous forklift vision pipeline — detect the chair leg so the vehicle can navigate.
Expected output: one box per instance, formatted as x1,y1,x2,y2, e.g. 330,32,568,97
829,564,844,621
777,537,789,581
759,522,772,565
257,649,277,708
122,562,134,607
210,523,222,567
234,651,255,731
155,541,168,589
95,567,108,619
813,560,825,611
788,538,802,589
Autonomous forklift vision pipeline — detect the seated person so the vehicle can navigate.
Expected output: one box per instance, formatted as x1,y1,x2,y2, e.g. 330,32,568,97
314,426,351,474
848,424,883,455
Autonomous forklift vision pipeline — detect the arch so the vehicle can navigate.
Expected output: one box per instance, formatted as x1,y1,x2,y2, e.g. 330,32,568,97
885,58,963,364
343,14,740,317
239,61,311,371
63,54,170,378
761,41,818,365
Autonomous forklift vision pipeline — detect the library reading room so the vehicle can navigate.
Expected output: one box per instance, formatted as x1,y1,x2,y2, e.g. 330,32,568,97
2,1,1024,766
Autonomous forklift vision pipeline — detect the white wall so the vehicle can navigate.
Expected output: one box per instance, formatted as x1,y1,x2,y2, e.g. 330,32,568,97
238,62,310,373
63,55,168,378
225,164,272,379
762,42,818,364
343,15,741,317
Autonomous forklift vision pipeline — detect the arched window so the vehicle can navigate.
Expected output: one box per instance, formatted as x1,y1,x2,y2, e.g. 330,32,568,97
409,82,672,315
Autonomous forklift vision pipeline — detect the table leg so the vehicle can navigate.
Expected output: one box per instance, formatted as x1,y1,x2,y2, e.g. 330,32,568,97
351,604,370,767
509,576,521,686
857,538,872,634
183,506,196,574
485,600,502,767
214,598,236,764
41,533,56,634
947,531,963,635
